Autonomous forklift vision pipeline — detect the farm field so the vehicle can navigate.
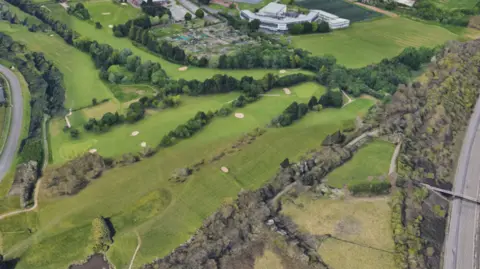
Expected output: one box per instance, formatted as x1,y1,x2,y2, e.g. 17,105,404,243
325,140,394,188
0,23,115,110
49,82,326,163
283,196,395,269
42,3,311,80
0,91,375,269
295,0,381,22
291,17,459,68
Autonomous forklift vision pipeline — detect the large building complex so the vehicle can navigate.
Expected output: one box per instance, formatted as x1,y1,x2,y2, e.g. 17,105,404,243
240,2,349,32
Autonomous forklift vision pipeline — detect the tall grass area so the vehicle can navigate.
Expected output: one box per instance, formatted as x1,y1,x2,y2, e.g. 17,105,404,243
0,23,115,110
283,196,395,269
49,82,326,163
42,3,311,80
325,140,394,188
0,95,374,269
291,17,459,68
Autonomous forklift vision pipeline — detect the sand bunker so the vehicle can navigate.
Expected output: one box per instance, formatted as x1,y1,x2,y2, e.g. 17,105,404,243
108,24,113,28
178,66,188,71
102,12,111,15
131,131,139,136
220,166,229,173
234,113,244,119
279,69,286,74
283,88,291,95
89,149,97,153
140,142,147,147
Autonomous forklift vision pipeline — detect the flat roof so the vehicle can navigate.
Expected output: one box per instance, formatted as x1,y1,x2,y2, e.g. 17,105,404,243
258,2,286,14
241,9,319,24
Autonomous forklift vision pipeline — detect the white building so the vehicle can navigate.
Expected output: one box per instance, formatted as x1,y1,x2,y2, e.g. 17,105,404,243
239,3,349,32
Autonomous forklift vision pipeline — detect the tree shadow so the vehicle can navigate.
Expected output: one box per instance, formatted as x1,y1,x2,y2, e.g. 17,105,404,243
104,217,116,241
5,257,20,269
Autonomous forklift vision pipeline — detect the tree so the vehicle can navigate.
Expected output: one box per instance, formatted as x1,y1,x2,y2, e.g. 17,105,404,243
70,128,80,139
95,22,103,29
184,12,192,22
317,21,330,33
289,23,304,35
248,19,260,32
195,9,205,19
92,98,98,106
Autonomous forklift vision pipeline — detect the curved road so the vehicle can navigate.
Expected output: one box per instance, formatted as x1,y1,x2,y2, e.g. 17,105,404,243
444,96,480,269
0,64,24,183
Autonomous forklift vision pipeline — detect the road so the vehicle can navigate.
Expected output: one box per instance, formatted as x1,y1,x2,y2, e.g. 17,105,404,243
0,65,23,183
444,95,480,269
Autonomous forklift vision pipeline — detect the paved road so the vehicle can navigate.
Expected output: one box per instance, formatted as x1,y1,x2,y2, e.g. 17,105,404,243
0,65,24,183
444,96,480,269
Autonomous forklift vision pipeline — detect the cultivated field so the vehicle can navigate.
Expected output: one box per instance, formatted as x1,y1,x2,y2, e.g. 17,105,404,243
325,140,394,188
0,23,115,110
283,196,395,269
295,0,381,22
0,89,375,269
291,17,459,68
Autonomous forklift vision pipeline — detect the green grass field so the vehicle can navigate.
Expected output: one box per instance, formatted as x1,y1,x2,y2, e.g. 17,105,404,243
291,17,459,68
49,82,326,163
283,196,395,269
83,1,142,26
325,140,394,188
0,84,375,269
433,0,477,9
0,23,115,110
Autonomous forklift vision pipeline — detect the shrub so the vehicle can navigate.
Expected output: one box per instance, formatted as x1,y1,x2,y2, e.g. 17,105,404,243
348,181,391,196
20,138,43,165
90,216,113,253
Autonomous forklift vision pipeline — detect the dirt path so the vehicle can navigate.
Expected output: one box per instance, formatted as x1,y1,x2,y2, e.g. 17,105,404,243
0,179,41,220
342,90,354,107
128,231,142,269
351,1,399,17
65,108,72,128
389,141,402,175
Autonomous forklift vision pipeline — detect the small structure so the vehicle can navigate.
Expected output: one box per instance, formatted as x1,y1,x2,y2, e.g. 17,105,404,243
239,2,349,32
0,85,5,104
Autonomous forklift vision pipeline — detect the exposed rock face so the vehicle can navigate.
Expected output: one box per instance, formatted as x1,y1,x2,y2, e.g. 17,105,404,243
9,161,38,208
42,153,106,197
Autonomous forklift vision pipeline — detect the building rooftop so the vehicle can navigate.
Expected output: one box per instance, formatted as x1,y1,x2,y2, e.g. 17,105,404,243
258,2,286,15
241,9,319,24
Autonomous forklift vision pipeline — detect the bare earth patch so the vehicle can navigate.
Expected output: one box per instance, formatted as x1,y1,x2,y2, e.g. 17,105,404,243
283,88,291,95
234,113,244,119
178,66,188,71
131,131,139,136
220,166,229,173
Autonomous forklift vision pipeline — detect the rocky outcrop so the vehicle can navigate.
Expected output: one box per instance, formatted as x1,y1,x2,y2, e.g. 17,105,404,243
9,161,38,208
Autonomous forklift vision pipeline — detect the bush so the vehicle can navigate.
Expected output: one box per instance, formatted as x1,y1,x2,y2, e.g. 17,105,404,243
195,9,204,19
20,138,43,165
348,181,391,196
90,216,113,253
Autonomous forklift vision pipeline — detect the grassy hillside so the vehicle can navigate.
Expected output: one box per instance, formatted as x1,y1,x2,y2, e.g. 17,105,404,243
49,82,327,163
0,23,115,110
0,95,374,269
325,140,395,188
291,17,459,68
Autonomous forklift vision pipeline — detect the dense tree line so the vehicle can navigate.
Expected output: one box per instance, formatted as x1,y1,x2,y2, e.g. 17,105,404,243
159,111,214,147
0,33,66,166
84,95,180,133
67,3,90,20
140,0,170,18
270,88,342,127
410,0,476,27
288,21,330,35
